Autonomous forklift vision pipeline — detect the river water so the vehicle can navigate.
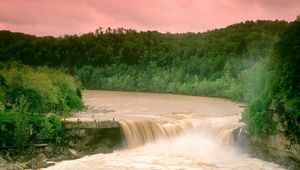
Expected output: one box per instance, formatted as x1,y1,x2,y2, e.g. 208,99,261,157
46,90,284,170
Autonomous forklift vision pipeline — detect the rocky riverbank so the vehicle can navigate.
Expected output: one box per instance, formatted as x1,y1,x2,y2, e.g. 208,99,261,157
234,125,300,170
0,141,121,169
0,120,123,169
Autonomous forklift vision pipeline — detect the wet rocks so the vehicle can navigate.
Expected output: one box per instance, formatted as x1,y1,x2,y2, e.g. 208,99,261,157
0,157,24,170
6,163,23,170
26,153,54,169
233,124,251,152
67,148,80,159
233,124,300,169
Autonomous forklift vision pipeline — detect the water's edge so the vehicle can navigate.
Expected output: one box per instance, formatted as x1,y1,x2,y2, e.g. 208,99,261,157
62,119,300,169
233,126,300,169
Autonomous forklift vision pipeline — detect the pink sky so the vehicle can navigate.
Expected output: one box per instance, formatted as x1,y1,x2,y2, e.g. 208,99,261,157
0,0,299,36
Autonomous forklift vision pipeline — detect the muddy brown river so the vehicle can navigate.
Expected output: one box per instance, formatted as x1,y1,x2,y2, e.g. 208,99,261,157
46,90,284,170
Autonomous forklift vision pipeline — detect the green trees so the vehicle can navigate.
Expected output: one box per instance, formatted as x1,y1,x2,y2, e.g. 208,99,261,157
0,20,298,145
241,60,275,135
75,63,242,99
0,62,83,115
0,20,288,69
242,21,300,145
14,96,30,150
268,21,300,145
0,62,82,149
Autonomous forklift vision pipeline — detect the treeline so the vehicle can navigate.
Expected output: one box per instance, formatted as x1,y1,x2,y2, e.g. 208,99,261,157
76,21,298,145
0,20,299,145
0,62,83,150
0,20,287,71
242,21,300,145
77,63,242,100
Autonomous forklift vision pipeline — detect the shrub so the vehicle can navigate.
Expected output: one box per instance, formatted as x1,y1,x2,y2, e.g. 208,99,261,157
13,96,30,150
0,62,83,114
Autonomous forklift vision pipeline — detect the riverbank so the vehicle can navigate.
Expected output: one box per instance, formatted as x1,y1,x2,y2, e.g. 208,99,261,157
1,90,298,169
1,90,243,169
45,90,286,170
0,108,123,169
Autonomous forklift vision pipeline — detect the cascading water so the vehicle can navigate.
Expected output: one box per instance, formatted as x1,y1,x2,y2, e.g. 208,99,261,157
119,120,192,148
118,117,238,149
46,91,285,170
47,116,284,170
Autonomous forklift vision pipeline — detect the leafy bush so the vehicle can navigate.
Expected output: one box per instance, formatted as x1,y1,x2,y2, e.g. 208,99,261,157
38,114,64,144
250,111,275,135
0,112,66,148
37,118,54,142
13,96,30,150
5,86,42,112
0,62,83,114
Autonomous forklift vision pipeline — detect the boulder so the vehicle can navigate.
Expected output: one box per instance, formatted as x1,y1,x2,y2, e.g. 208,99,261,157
26,153,53,169
6,163,23,170
68,148,79,159
16,162,28,169
0,158,24,170
233,125,251,152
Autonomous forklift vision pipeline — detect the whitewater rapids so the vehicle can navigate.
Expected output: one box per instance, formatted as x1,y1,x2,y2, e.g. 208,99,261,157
45,90,284,170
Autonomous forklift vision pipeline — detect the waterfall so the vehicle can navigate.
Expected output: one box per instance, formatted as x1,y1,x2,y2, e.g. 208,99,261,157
46,91,284,170
119,120,192,148
119,117,240,148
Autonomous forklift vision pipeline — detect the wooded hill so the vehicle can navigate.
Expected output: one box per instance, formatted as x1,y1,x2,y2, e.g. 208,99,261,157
1,20,299,145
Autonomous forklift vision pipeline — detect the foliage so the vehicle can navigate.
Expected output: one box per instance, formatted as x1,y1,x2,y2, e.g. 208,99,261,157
0,62,83,114
240,59,275,135
241,21,300,145
0,102,4,114
37,115,64,144
0,20,299,145
13,96,30,150
0,62,82,149
76,64,242,99
0,112,66,148
0,20,287,71
268,21,300,145
37,118,54,142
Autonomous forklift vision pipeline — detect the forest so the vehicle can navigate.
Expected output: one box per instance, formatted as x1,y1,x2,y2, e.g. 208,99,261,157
0,19,299,148
0,62,83,152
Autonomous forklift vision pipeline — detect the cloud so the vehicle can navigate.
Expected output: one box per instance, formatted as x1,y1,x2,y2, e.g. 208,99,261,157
0,0,299,36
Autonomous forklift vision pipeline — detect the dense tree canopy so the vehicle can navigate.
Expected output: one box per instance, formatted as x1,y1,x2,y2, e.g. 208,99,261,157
0,62,83,149
1,20,299,145
269,21,300,144
242,21,300,145
0,20,288,71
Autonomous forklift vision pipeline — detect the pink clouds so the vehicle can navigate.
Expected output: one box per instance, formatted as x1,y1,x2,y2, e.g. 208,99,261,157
0,0,299,36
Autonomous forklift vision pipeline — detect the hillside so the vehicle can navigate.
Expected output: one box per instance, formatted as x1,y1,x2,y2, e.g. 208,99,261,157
1,20,299,145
